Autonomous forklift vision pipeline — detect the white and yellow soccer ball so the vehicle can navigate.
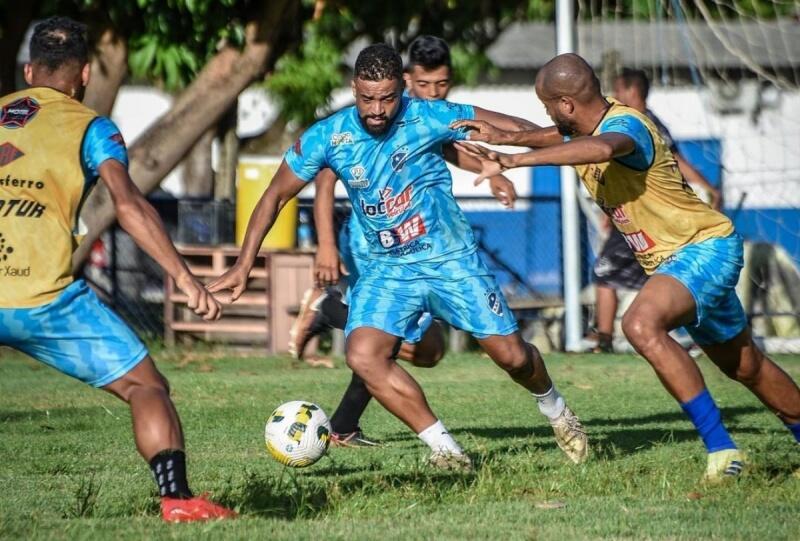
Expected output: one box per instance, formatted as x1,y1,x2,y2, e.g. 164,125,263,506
264,400,331,467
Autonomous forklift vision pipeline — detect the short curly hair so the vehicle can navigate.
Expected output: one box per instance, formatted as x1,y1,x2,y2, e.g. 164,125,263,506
30,16,89,72
354,43,403,82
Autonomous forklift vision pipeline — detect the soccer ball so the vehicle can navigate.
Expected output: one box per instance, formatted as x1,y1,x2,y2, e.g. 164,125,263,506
264,400,331,467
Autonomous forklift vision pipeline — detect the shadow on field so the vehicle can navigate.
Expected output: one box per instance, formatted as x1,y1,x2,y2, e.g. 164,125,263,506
230,466,476,519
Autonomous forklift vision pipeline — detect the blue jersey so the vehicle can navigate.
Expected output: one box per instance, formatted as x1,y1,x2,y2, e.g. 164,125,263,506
285,96,477,265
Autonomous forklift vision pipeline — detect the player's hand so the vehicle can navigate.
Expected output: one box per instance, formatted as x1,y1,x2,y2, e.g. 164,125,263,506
454,142,515,185
489,175,517,209
450,119,511,144
175,272,222,321
207,263,251,302
315,242,341,288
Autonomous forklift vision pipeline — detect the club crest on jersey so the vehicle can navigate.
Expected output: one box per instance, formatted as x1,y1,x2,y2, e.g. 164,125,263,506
361,186,412,218
331,132,353,146
1,97,40,129
391,146,410,172
347,165,370,189
485,289,504,316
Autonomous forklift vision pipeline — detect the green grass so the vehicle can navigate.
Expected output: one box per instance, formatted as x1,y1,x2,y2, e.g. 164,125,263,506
1,348,799,540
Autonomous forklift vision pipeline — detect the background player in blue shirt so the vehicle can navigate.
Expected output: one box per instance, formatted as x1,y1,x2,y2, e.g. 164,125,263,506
211,44,588,469
290,35,519,448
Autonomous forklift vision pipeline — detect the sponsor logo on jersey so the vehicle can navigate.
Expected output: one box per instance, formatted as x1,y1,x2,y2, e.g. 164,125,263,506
109,132,126,148
347,165,370,189
621,230,655,253
0,143,24,166
0,97,40,129
0,175,44,190
390,146,410,172
292,138,302,157
0,232,13,262
361,186,412,218
485,289,504,316
0,198,47,218
330,132,354,146
386,239,432,257
377,214,426,249
602,205,630,225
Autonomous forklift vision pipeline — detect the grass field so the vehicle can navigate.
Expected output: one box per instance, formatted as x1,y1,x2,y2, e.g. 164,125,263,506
1,347,799,540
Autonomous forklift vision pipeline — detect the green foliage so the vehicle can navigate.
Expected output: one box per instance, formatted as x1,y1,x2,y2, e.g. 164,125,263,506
1,351,800,538
265,26,343,125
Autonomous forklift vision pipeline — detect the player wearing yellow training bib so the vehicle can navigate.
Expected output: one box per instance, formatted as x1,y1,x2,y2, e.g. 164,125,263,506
454,53,800,482
0,16,234,521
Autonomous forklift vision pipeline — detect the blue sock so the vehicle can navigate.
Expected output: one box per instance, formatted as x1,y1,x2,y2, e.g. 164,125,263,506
785,421,800,443
680,388,737,453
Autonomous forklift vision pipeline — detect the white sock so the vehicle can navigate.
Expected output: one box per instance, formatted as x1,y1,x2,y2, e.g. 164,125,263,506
533,386,566,420
417,420,463,454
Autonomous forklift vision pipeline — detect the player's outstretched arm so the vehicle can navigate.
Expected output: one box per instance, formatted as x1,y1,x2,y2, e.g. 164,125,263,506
674,153,722,209
452,107,562,148
98,160,221,321
442,144,516,208
455,133,637,183
313,169,344,287
208,161,307,300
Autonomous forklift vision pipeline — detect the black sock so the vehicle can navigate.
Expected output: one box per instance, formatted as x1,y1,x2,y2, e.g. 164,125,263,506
149,449,193,499
319,291,349,330
330,373,373,434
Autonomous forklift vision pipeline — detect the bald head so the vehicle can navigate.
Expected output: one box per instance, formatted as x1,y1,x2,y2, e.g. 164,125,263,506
535,53,601,103
534,54,608,137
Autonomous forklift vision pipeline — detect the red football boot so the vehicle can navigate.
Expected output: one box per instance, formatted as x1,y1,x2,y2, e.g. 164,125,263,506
161,494,237,523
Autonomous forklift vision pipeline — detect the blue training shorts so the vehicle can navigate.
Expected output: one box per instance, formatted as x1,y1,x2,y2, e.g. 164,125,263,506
0,279,148,387
346,250,518,343
654,234,748,346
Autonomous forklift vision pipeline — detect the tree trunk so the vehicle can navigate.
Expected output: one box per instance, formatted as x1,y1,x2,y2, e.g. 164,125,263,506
214,104,239,201
0,1,39,95
182,128,215,198
72,0,294,271
83,26,128,116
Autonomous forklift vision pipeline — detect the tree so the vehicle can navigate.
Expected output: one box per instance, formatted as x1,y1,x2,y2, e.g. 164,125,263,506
71,0,297,268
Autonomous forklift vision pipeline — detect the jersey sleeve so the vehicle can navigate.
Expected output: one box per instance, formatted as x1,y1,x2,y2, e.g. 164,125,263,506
283,121,330,182
81,117,129,179
598,114,655,171
423,99,476,143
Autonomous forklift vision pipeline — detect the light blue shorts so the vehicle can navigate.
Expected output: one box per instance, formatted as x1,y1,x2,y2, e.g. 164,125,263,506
0,279,148,387
346,251,518,343
339,219,434,339
654,234,748,346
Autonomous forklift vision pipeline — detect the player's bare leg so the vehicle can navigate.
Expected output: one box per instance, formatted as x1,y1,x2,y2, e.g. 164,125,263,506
701,328,800,425
401,321,446,368
593,285,618,353
104,357,183,459
330,321,445,447
346,326,470,470
478,333,588,463
104,357,236,522
622,275,743,481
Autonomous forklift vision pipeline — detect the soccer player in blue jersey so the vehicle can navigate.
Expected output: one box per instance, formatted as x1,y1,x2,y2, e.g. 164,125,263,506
211,44,588,469
0,18,235,521
290,35,517,448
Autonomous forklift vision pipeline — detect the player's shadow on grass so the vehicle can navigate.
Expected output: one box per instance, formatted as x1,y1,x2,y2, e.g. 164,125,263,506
233,467,477,519
585,405,763,427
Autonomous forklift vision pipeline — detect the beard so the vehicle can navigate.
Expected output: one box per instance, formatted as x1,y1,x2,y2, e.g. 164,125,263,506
555,117,578,137
359,114,390,135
